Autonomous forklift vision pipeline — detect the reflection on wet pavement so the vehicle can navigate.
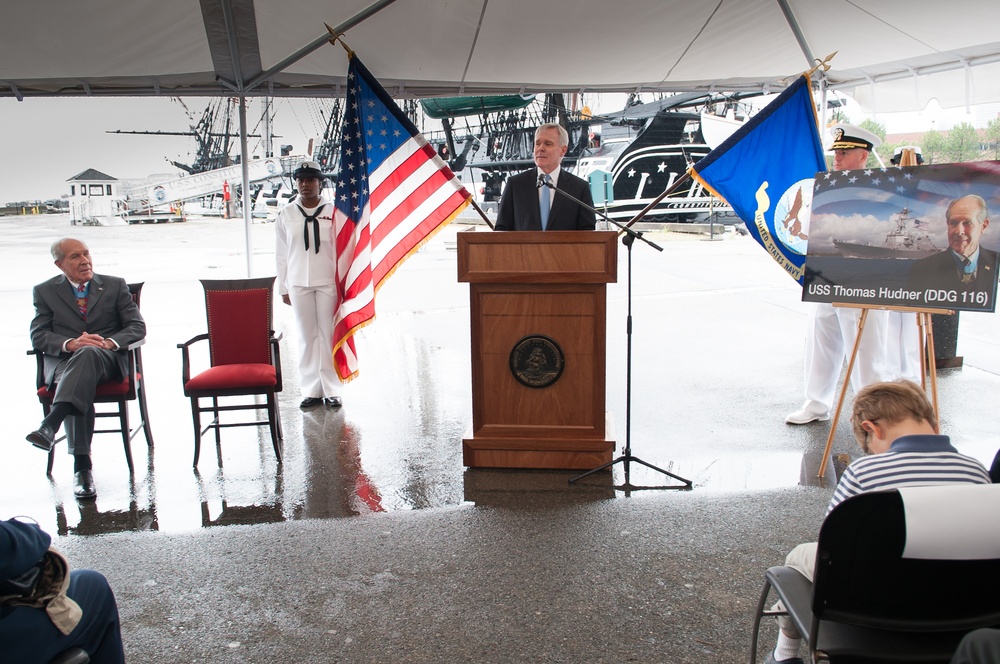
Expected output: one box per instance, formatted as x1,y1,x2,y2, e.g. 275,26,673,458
3,214,998,537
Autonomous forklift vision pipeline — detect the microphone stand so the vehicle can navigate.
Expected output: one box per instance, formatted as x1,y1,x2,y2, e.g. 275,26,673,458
540,178,692,491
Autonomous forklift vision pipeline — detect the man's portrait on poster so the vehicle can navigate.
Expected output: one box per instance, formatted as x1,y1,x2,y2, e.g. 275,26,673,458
801,161,1000,313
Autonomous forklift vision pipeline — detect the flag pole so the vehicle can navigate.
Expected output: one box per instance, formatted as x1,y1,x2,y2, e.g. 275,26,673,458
466,197,495,229
620,171,693,231
324,29,489,230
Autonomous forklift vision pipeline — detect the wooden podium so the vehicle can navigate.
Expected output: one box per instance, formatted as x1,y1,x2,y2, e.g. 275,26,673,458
457,230,618,469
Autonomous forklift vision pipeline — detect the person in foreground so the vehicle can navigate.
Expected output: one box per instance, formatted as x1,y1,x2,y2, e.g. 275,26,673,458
494,122,596,231
26,238,146,499
275,160,343,410
786,123,889,425
951,629,1000,664
766,380,991,664
0,517,125,663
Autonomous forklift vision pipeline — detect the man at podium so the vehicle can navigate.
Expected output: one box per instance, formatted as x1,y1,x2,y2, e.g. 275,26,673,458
494,122,596,232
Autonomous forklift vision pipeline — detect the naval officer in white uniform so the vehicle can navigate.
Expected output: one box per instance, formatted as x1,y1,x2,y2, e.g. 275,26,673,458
786,124,890,424
275,160,343,409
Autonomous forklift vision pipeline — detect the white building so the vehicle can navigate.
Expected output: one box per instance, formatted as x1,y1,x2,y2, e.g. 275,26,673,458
66,168,125,226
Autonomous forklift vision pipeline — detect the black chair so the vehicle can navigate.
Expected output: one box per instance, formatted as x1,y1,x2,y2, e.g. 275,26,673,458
749,484,1000,663
29,282,153,475
178,277,283,467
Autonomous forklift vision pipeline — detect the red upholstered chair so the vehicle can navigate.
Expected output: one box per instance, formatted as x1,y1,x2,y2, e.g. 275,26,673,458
29,282,153,476
178,277,283,467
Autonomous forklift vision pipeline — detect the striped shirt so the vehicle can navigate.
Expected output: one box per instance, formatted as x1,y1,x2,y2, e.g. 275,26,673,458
827,434,991,514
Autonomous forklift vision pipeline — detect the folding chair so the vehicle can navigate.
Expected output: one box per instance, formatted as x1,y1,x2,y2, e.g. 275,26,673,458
750,484,1000,663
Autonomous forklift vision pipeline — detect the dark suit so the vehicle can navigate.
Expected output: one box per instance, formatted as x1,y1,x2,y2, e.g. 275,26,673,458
907,248,999,309
495,168,597,231
29,274,145,455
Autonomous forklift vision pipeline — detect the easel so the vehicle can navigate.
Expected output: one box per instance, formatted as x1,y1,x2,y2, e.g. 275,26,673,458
816,146,955,478
816,303,955,478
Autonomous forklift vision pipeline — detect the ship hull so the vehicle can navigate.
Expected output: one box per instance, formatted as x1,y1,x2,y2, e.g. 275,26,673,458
833,240,938,260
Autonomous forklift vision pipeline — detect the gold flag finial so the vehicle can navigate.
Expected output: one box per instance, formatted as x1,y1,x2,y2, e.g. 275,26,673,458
804,51,837,78
325,23,354,59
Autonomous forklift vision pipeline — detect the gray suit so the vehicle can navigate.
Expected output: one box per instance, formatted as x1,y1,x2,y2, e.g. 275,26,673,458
29,273,145,454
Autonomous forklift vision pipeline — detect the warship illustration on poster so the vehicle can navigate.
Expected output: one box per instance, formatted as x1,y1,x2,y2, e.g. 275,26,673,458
832,206,940,259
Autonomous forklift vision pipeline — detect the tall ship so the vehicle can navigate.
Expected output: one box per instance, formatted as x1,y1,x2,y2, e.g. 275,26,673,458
833,206,940,259
420,91,757,224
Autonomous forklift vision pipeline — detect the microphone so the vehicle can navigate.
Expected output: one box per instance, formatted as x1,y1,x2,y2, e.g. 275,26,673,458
537,174,547,189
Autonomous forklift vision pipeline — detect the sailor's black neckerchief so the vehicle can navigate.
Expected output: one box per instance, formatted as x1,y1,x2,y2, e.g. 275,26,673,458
296,203,327,253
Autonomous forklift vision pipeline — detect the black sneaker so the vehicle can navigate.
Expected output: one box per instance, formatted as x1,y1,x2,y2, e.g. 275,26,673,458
323,396,343,409
300,397,323,408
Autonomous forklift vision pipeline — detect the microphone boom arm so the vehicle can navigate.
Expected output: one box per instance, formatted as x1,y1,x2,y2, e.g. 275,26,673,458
540,178,662,252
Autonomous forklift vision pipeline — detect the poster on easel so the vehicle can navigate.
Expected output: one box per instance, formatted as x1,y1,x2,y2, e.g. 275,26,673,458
801,161,1000,312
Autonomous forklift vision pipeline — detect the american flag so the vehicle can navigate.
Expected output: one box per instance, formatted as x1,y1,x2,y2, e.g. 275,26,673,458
331,57,471,381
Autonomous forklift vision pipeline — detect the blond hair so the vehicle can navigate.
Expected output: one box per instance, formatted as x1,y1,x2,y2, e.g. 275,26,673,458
850,380,937,451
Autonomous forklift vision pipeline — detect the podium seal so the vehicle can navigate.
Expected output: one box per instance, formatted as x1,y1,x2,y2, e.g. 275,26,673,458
509,335,564,388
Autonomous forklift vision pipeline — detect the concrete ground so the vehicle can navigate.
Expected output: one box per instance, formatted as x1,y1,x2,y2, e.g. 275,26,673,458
2,213,998,663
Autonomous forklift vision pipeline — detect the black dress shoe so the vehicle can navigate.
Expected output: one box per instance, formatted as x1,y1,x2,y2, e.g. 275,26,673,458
323,396,342,409
74,470,96,499
300,397,323,408
26,425,56,452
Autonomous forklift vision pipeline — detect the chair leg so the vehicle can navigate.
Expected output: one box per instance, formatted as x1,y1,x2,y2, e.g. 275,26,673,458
41,402,54,476
137,381,154,447
190,397,202,467
118,398,130,450
118,399,135,474
266,392,282,462
749,578,774,664
274,396,284,440
212,397,222,445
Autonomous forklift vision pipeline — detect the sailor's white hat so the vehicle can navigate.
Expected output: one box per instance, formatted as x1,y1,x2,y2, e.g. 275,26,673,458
293,160,324,179
891,145,924,165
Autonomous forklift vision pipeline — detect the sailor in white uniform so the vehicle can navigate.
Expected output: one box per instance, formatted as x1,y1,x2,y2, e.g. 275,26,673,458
786,124,890,424
275,160,343,409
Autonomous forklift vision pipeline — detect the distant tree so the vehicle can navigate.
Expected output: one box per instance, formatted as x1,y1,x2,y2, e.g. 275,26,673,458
985,116,1000,160
945,122,981,163
859,119,887,167
921,130,946,164
859,118,886,142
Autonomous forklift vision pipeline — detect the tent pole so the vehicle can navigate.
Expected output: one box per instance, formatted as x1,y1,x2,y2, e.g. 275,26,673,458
245,0,401,91
819,77,828,131
239,94,253,277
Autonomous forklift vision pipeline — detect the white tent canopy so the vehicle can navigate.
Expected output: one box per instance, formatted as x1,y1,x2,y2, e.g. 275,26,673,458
4,0,1000,113
6,0,1000,274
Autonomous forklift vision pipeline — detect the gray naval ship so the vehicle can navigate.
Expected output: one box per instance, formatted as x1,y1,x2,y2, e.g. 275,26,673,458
833,206,940,259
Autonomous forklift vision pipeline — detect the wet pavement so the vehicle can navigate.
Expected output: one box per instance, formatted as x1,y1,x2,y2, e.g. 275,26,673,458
2,212,999,662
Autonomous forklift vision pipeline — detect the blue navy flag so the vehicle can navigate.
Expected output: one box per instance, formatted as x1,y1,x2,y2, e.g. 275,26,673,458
690,75,826,283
